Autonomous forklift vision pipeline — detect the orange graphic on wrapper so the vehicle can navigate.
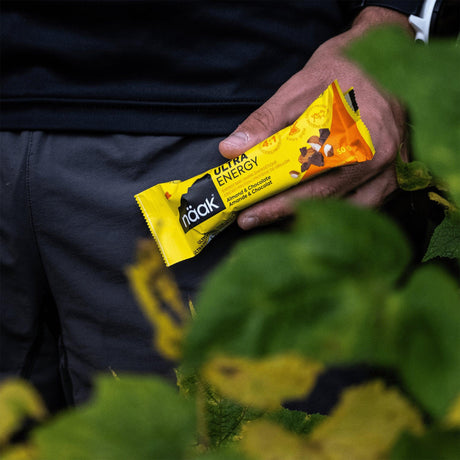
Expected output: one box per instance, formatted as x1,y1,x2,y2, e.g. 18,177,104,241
306,104,328,128
299,83,373,181
287,120,306,141
260,134,280,153
289,122,300,136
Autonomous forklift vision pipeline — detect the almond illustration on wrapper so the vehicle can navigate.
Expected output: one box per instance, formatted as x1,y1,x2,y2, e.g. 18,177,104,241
323,144,334,157
307,135,322,152
289,170,300,178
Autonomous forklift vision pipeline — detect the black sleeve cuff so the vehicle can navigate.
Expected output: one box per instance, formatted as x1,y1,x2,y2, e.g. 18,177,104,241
355,0,423,16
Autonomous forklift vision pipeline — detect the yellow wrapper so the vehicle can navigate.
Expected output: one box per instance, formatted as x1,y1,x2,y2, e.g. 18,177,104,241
135,80,375,266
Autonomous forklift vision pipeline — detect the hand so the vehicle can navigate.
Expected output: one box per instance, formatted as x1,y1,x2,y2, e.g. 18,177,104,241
219,7,413,230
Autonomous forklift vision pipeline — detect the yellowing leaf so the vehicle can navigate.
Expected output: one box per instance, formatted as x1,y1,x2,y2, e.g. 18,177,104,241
396,156,435,191
445,393,460,428
126,239,190,360
202,353,323,410
309,380,424,460
241,381,425,460
188,297,197,318
0,379,47,445
428,192,458,213
241,420,316,460
0,444,38,460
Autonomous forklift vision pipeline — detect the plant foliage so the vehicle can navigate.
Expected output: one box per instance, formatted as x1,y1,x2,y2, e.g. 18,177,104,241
1,27,459,460
34,376,195,460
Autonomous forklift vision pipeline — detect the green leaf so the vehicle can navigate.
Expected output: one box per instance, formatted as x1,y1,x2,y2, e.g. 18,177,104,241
265,409,326,436
176,369,259,449
185,199,460,419
396,156,435,191
205,396,259,449
391,429,460,460
32,375,195,460
423,211,460,261
381,266,460,418
347,27,460,205
183,200,411,370
195,446,250,460
205,396,250,448
291,199,411,283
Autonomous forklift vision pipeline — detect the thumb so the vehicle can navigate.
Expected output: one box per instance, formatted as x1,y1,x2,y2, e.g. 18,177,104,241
219,75,310,159
219,105,282,159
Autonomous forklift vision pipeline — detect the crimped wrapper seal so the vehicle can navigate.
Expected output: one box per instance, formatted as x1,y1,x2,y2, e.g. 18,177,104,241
135,80,375,266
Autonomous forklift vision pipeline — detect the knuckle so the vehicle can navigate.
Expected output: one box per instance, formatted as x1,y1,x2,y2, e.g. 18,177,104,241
294,182,338,200
257,196,293,224
312,185,338,199
249,106,276,132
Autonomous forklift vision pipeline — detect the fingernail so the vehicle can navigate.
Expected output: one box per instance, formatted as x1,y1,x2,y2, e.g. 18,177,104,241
240,216,259,230
222,131,249,149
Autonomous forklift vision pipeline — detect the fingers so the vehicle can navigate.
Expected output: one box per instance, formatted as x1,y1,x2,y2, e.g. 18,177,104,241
236,158,398,230
219,19,409,231
225,71,406,231
346,164,399,208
